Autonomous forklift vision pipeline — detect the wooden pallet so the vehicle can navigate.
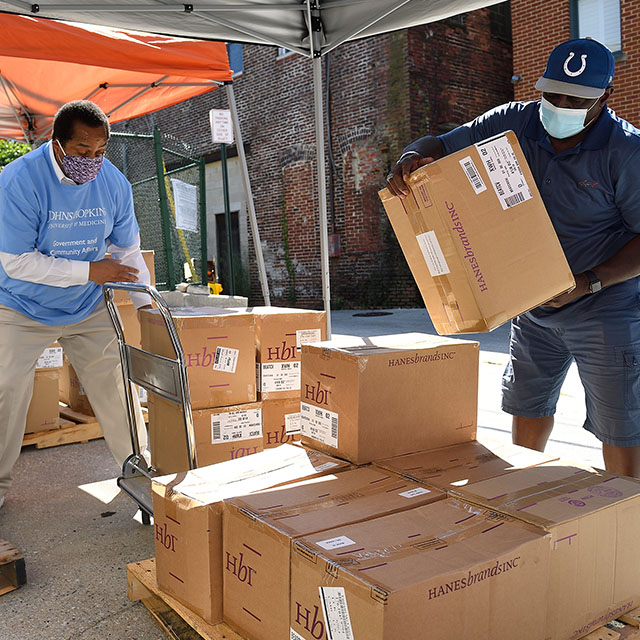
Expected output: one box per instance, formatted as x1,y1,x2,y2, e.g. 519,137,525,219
585,608,640,640
127,558,243,640
22,406,103,450
0,540,26,596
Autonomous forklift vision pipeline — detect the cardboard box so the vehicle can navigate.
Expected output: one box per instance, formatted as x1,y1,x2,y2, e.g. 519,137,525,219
379,131,575,334
58,355,94,416
151,444,352,624
26,369,60,433
250,306,326,400
299,332,478,464
290,498,551,640
140,306,256,410
223,466,444,640
108,249,155,306
374,437,558,493
35,343,63,371
262,397,301,448
454,464,640,640
148,392,263,474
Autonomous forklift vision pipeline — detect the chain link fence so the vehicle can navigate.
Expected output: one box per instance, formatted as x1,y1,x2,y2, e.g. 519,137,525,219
106,129,206,290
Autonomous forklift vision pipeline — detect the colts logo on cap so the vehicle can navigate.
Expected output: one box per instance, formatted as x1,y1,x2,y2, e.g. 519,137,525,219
563,52,587,77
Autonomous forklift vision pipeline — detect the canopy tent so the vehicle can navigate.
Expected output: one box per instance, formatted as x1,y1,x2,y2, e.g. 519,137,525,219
0,1,502,334
0,12,233,143
0,12,272,304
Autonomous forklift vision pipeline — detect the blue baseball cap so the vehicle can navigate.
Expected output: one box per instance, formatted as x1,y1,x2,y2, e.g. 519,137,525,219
535,38,615,98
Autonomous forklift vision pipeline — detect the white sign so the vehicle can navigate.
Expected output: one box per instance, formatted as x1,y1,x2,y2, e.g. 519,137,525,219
210,109,234,144
171,179,198,232
316,536,356,551
211,408,262,444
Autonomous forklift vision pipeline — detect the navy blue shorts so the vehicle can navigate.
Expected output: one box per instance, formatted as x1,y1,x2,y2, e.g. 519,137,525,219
502,310,640,447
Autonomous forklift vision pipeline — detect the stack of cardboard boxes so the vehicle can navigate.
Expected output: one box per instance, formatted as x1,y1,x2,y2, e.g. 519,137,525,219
27,343,64,434
146,135,640,640
141,306,326,473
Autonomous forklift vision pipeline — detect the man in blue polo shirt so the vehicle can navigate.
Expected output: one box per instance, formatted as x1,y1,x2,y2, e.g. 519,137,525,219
0,100,149,509
386,38,640,479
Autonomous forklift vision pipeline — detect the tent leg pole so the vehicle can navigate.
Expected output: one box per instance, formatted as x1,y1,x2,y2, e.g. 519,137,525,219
225,83,270,306
313,57,332,338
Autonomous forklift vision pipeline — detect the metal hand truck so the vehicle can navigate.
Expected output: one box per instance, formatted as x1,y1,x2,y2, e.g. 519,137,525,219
102,282,198,524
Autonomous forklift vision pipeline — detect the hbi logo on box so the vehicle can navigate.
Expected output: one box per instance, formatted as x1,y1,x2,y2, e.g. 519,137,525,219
304,380,331,406
267,340,297,361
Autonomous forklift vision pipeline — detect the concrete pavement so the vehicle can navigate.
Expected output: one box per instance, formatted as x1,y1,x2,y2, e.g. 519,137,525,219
0,308,601,640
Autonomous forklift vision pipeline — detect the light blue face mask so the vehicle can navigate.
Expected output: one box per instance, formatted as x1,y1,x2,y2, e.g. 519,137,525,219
539,96,599,139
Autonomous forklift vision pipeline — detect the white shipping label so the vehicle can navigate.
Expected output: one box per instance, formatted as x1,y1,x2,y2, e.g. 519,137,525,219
475,135,533,210
319,587,355,640
290,629,306,640
300,402,339,448
296,328,322,349
313,461,339,473
211,408,262,444
284,412,301,435
213,346,239,373
399,487,431,498
459,155,487,194
261,361,300,393
416,231,451,277
316,535,356,551
36,346,63,369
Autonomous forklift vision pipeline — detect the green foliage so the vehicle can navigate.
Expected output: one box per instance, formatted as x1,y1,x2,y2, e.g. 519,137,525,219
0,139,31,171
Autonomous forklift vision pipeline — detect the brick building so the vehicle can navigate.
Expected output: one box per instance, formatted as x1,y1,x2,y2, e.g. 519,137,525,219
511,0,638,126
115,4,514,308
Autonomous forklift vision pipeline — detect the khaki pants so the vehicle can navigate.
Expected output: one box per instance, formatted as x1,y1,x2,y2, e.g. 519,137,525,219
0,302,147,498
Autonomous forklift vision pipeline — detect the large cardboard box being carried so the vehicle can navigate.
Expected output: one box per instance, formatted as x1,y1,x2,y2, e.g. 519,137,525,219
251,306,326,400
223,466,444,640
300,333,478,464
262,397,301,448
151,444,352,624
375,437,558,493
140,307,256,410
148,392,263,474
290,498,551,640
455,464,640,640
379,131,575,334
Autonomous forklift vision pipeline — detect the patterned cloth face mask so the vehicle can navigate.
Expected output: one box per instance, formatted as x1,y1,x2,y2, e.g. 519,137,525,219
56,139,104,184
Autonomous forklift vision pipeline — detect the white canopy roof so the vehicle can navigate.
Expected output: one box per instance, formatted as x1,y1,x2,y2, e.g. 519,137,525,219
0,1,503,57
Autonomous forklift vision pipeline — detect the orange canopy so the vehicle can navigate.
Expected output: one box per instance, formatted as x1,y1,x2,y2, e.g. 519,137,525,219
0,12,233,142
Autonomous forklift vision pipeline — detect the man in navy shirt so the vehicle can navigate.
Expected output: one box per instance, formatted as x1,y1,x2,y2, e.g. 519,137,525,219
387,38,640,479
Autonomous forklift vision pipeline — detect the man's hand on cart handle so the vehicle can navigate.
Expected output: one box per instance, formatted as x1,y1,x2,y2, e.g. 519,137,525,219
89,258,139,285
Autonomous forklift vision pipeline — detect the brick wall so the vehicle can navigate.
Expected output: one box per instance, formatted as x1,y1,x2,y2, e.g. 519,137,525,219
114,5,513,308
511,0,639,126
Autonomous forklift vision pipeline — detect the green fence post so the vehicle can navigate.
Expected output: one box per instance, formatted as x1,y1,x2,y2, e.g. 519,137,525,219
199,157,208,288
153,126,176,290
221,142,236,295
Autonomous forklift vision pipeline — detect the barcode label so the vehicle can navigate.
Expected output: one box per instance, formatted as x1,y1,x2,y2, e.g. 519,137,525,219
504,192,525,207
459,156,487,194
213,346,239,373
261,361,301,392
296,328,322,349
475,134,532,210
416,230,450,277
284,412,301,435
36,346,63,369
319,587,354,640
300,402,339,448
317,536,356,551
211,408,262,444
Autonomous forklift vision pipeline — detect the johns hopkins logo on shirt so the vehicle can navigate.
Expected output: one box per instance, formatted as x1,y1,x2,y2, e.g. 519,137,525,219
48,207,106,225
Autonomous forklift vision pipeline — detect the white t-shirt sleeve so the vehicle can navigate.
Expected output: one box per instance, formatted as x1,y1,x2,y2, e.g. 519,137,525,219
107,234,151,309
0,249,89,286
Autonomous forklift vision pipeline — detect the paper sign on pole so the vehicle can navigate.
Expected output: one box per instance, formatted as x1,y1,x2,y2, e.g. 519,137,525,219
171,178,198,232
210,109,234,144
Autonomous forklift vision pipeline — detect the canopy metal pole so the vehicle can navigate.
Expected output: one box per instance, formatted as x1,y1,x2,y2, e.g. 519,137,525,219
225,83,271,305
313,57,332,338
